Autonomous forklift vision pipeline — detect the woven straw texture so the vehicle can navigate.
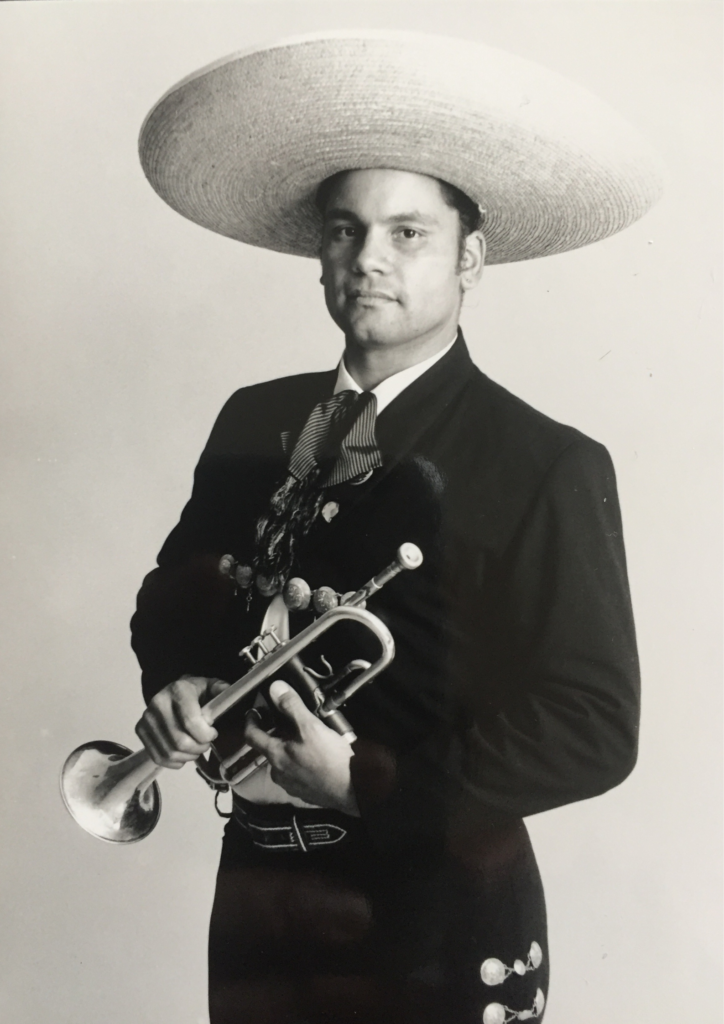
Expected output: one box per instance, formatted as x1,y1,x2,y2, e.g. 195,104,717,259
139,30,664,263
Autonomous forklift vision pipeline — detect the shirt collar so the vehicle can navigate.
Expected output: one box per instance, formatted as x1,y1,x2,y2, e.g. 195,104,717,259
333,332,459,415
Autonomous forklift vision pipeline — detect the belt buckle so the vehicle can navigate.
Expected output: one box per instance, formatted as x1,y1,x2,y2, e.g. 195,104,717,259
234,801,349,852
242,813,309,852
290,814,309,852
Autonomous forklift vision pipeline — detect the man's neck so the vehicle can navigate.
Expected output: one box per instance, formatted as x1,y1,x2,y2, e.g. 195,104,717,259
343,326,459,391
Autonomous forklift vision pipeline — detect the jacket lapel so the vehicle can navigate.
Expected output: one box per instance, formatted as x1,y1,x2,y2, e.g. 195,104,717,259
375,331,477,465
321,333,477,517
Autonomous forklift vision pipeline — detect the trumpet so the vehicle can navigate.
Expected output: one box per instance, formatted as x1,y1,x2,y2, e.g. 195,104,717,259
60,543,423,844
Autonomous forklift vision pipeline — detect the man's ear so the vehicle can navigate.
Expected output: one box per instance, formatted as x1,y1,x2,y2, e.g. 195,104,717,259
460,231,486,290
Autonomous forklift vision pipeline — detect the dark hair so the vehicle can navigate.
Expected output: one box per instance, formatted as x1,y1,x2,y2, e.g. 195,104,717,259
436,178,485,238
314,171,350,218
314,171,485,260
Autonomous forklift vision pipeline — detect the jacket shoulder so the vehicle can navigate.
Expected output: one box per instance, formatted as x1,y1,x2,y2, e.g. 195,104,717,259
203,370,335,456
446,369,617,548
467,367,608,469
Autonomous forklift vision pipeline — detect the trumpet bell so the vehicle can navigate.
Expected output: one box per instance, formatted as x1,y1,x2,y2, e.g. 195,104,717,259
60,741,161,844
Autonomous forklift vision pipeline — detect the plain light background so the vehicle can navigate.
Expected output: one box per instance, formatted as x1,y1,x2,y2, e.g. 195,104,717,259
0,2,720,1022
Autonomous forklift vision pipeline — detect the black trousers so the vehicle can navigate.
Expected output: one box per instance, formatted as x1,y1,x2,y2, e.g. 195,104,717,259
208,809,548,1024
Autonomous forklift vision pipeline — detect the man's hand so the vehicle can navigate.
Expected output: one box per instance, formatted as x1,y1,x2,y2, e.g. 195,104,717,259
135,675,229,769
244,681,360,816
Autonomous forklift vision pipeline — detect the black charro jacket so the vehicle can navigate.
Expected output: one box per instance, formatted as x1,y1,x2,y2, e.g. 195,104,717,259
131,334,640,856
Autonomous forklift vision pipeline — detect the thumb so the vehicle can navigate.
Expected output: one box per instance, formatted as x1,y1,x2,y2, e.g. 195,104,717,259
268,680,311,730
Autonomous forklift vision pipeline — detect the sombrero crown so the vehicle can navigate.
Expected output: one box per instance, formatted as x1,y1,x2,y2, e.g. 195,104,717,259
139,30,663,264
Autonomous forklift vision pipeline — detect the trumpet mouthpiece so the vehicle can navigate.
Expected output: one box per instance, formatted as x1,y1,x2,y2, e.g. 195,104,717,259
397,543,424,571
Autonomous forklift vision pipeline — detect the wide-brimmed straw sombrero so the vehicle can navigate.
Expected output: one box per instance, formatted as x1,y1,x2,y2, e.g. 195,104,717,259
139,30,663,264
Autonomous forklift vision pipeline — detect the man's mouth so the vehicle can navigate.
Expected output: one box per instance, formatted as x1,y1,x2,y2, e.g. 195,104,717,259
348,290,397,304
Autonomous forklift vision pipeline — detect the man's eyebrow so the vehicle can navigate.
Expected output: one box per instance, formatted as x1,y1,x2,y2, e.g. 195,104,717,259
385,211,439,226
324,207,440,225
324,207,360,222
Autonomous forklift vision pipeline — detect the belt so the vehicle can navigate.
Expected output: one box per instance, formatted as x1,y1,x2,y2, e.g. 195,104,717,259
232,795,355,853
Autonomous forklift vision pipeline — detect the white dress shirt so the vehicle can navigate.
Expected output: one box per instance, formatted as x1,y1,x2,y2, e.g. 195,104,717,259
333,334,458,414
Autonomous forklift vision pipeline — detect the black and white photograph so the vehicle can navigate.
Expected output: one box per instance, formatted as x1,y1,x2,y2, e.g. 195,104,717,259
0,3,720,1023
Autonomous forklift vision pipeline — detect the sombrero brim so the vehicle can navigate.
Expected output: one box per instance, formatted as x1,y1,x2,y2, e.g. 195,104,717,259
139,30,663,264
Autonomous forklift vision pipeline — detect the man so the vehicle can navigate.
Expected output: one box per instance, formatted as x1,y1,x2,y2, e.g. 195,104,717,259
131,31,661,1024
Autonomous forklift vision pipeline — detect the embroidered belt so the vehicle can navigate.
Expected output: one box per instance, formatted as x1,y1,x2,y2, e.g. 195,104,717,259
232,795,353,853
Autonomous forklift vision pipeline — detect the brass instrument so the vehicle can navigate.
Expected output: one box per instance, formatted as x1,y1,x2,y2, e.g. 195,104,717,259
60,543,423,844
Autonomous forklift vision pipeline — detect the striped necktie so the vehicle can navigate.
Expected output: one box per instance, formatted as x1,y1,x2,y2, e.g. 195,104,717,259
254,391,383,593
288,389,383,487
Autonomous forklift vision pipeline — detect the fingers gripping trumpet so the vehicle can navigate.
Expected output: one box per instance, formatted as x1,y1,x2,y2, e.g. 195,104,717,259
60,544,423,843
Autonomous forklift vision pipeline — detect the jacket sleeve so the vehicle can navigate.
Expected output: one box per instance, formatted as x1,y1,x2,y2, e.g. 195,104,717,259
351,438,640,851
129,374,330,705
130,390,255,704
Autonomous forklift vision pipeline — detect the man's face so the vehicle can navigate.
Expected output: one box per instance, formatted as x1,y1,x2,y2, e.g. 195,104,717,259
320,169,467,352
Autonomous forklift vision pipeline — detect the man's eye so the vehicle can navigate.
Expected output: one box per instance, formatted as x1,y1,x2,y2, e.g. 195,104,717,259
397,228,421,240
330,225,357,239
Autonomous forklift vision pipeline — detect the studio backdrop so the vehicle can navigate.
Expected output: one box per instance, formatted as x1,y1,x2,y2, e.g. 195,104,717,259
0,3,720,1023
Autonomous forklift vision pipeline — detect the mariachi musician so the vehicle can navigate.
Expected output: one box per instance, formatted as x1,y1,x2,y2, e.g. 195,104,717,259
130,32,660,1024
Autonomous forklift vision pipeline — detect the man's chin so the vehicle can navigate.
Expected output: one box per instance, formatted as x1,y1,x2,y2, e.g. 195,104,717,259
342,310,407,348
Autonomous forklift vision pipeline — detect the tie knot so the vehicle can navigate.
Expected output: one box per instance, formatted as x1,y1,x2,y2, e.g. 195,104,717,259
324,389,374,450
327,387,363,428
287,389,381,485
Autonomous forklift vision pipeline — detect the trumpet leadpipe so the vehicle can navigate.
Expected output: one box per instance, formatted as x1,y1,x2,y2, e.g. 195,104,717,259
343,543,423,607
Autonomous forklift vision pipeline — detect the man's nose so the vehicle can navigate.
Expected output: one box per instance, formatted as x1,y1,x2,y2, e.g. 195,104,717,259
352,228,390,274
